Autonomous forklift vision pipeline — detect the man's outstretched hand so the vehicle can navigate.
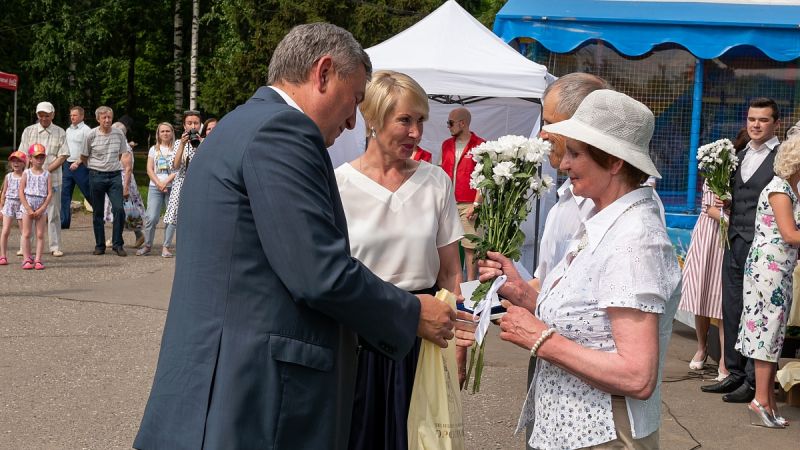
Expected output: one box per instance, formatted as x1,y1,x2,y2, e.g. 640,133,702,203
416,294,456,348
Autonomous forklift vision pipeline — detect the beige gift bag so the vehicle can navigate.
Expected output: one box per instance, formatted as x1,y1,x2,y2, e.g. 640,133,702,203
407,289,465,450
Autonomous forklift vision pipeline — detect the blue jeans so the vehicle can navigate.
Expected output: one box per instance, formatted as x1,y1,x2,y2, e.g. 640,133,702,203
144,184,176,248
61,162,91,228
89,170,124,250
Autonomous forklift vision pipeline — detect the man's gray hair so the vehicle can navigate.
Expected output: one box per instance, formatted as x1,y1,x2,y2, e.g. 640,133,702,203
543,73,613,117
267,23,372,85
95,105,113,119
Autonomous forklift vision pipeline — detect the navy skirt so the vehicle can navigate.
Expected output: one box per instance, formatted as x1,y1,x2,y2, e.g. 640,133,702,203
348,286,436,450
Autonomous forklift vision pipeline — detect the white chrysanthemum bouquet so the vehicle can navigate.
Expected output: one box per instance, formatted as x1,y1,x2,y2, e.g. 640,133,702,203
697,138,739,248
463,135,552,393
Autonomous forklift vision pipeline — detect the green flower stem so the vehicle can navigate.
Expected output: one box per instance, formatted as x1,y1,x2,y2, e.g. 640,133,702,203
464,341,478,390
472,340,486,393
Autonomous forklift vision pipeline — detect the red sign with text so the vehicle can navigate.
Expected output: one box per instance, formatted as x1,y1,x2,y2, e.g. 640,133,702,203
0,72,19,91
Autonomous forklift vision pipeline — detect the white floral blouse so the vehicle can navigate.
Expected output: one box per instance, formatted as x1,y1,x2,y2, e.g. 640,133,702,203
517,187,682,450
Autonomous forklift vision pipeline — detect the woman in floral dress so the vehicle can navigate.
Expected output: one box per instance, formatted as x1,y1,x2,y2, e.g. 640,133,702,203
735,136,800,428
163,111,202,257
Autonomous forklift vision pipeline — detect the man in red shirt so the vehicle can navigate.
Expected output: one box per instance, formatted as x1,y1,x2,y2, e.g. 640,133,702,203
440,107,484,280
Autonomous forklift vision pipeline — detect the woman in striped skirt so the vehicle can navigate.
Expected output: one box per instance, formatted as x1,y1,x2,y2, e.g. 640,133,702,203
679,180,728,379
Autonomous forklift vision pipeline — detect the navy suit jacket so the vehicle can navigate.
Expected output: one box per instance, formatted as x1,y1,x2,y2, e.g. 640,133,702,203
134,87,421,449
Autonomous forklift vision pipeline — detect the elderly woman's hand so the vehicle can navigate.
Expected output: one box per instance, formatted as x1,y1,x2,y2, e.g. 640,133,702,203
478,251,532,308
454,310,477,348
454,310,477,388
498,300,549,351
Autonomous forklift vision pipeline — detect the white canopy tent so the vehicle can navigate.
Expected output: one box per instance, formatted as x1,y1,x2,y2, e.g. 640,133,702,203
329,0,551,167
327,0,555,273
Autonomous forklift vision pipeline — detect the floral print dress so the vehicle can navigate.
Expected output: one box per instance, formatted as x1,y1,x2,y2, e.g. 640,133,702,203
104,144,145,231
164,140,195,226
736,176,800,362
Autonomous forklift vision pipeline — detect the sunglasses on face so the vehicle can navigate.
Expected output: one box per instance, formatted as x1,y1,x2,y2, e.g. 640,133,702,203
447,120,457,127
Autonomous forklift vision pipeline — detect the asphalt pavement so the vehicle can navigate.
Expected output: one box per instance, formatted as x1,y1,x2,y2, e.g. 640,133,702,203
0,212,798,449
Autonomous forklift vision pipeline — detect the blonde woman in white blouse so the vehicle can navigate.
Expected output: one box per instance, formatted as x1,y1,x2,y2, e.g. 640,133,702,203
335,70,475,450
479,90,681,449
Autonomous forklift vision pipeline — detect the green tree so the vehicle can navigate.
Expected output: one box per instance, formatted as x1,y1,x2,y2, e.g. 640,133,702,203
0,0,506,148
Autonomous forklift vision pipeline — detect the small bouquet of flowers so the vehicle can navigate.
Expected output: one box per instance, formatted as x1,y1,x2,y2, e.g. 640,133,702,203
463,135,552,393
696,138,739,248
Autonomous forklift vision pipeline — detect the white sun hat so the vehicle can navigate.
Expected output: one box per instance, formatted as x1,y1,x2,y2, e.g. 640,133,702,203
542,89,660,178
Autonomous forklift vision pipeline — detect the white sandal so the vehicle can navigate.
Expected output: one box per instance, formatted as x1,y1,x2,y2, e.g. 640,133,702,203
689,353,707,370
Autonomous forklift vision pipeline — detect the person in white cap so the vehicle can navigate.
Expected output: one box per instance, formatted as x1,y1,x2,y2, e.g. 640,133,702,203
17,101,69,257
478,90,681,449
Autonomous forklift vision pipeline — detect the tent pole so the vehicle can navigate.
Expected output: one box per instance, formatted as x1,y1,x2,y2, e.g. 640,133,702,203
687,58,703,212
13,89,17,150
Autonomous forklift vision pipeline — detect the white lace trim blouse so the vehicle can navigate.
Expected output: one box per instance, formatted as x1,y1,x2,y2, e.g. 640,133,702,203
518,187,682,449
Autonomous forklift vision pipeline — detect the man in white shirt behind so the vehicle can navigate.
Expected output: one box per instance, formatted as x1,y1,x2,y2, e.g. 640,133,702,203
530,73,612,294
517,73,611,450
61,106,92,230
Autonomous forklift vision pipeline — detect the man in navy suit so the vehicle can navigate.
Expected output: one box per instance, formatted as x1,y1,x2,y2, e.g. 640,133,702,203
134,23,456,450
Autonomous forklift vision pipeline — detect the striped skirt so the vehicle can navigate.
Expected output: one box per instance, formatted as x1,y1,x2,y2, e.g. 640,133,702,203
679,212,724,319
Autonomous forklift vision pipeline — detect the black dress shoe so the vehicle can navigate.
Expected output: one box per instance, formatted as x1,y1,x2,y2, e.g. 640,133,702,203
112,246,127,257
700,376,741,394
723,383,755,403
93,247,105,255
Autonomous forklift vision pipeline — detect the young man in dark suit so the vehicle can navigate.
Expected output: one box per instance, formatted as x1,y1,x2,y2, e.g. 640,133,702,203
134,23,456,450
701,97,781,403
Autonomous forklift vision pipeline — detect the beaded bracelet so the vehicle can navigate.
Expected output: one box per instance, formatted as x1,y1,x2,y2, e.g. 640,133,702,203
530,327,557,358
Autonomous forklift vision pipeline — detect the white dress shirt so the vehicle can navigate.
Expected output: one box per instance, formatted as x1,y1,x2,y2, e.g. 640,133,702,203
66,121,91,163
269,86,304,113
518,187,682,449
740,136,779,183
533,179,593,283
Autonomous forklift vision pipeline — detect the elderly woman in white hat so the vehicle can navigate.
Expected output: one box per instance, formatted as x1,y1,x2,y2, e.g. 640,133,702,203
479,90,681,449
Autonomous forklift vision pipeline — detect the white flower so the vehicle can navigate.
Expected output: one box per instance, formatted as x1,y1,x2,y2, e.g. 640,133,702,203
470,174,486,189
471,141,499,162
522,137,551,163
494,136,523,162
697,138,738,174
492,161,516,185
529,174,554,196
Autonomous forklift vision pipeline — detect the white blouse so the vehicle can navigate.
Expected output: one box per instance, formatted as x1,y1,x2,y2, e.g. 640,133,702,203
519,187,682,449
533,179,593,283
335,162,464,291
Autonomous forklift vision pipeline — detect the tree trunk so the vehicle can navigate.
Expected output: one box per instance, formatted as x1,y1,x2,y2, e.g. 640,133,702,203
127,33,137,117
189,0,199,111
174,0,184,126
